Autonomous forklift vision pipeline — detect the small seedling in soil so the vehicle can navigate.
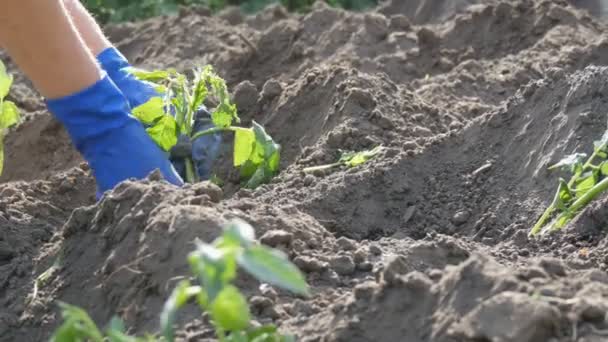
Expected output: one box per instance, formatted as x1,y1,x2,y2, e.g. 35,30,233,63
530,130,608,236
128,66,280,189
302,145,383,174
51,219,308,342
0,60,21,176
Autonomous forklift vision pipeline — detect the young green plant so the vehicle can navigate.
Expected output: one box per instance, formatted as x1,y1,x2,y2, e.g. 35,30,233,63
51,219,308,342
529,130,608,236
0,61,21,176
303,145,383,174
129,66,280,189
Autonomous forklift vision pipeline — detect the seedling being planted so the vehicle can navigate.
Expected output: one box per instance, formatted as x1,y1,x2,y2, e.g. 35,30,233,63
530,130,608,236
303,145,383,174
129,66,280,189
0,61,21,176
51,219,308,342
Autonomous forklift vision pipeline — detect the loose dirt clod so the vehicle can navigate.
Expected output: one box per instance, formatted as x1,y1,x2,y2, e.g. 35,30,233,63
5,1,608,341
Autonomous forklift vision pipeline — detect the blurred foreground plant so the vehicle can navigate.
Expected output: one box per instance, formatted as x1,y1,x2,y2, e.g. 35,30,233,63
51,219,308,342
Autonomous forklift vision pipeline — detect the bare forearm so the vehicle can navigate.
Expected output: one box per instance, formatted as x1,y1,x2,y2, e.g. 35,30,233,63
63,0,111,56
0,0,101,98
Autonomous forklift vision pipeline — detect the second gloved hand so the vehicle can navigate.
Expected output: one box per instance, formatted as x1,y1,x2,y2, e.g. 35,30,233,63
97,47,222,181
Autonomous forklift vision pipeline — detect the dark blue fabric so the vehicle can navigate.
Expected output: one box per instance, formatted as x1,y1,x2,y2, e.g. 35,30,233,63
97,47,222,181
46,74,183,199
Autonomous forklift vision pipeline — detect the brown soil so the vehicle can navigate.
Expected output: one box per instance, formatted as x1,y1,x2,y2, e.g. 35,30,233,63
5,0,608,341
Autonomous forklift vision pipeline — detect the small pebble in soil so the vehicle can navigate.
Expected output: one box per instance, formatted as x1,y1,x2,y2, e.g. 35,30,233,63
369,244,382,256
452,210,470,225
335,237,357,251
356,261,374,272
293,255,327,273
259,284,278,301
321,269,342,286
354,247,369,264
303,175,315,186
426,269,444,281
389,15,411,31
537,257,567,277
382,255,412,285
261,79,283,100
330,255,356,276
260,230,293,247
250,296,274,311
562,245,577,254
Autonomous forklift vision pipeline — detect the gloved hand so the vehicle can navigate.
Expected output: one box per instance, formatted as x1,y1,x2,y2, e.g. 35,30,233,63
169,107,222,180
97,47,222,181
46,74,183,199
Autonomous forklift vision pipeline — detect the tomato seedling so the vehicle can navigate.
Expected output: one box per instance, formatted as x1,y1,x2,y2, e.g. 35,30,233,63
302,145,383,174
51,219,308,342
129,66,280,189
530,130,608,236
0,60,21,176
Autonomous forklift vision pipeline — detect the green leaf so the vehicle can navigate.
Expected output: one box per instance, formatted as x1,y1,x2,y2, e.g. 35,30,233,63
574,171,598,198
107,316,126,334
247,325,284,342
554,211,573,229
226,331,249,342
146,115,178,151
252,122,280,161
601,162,608,176
244,167,269,189
160,280,202,342
203,66,239,128
0,101,20,128
0,61,13,99
222,219,256,247
189,243,237,301
341,146,383,168
132,97,167,125
548,153,587,173
125,67,173,82
210,285,251,332
106,329,140,342
557,179,573,208
234,128,256,167
235,122,281,188
51,302,105,342
238,245,309,296
212,105,237,128
190,69,209,113
268,150,280,174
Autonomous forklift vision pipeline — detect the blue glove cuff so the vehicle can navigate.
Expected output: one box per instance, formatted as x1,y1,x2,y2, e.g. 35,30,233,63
97,47,157,108
46,74,132,156
97,47,130,78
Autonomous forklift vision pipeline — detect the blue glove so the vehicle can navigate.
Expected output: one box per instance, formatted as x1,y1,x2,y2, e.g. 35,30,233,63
46,74,183,199
97,47,222,181
169,107,222,180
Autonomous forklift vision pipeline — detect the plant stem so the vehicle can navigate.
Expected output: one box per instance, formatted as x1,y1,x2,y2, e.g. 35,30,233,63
552,176,608,231
185,157,198,183
532,147,608,236
302,162,343,174
529,183,562,237
190,126,235,141
568,148,605,187
215,324,227,342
